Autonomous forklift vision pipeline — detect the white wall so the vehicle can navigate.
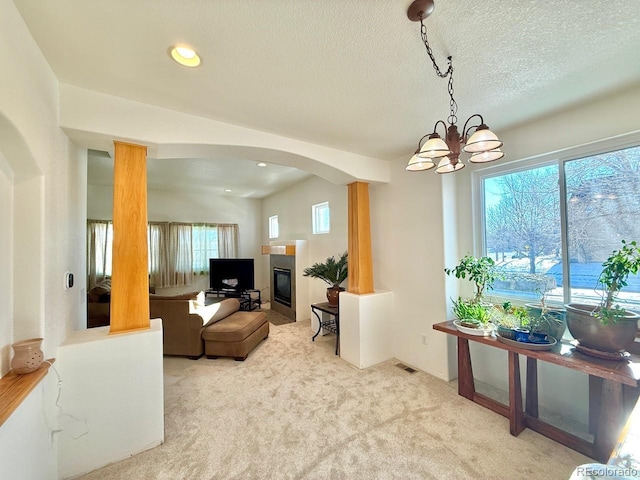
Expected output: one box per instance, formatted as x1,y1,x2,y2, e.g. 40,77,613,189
87,184,263,293
370,160,454,380
56,320,164,479
260,175,348,306
0,2,85,478
0,375,59,480
0,153,13,373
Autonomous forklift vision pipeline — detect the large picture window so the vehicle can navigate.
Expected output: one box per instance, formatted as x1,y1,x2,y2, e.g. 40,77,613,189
480,143,640,311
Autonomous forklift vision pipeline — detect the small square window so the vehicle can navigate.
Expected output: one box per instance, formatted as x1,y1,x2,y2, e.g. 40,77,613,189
269,215,279,239
312,202,330,234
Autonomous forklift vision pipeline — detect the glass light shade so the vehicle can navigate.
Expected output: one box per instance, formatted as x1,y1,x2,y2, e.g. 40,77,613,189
417,136,451,159
463,128,502,153
405,154,435,171
469,148,504,163
435,157,465,174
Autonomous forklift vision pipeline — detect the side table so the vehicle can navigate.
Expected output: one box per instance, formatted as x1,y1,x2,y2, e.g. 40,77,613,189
311,302,340,355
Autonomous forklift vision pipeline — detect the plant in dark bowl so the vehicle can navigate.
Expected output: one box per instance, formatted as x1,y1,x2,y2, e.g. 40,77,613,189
525,287,567,341
566,240,640,355
303,252,348,307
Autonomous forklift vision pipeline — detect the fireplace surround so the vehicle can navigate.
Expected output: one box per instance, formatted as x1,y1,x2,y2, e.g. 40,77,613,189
270,253,296,320
273,267,292,307
264,240,309,322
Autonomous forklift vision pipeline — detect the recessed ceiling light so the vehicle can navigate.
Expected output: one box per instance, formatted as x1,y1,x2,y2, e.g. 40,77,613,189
257,162,267,167
170,46,201,67
224,189,232,192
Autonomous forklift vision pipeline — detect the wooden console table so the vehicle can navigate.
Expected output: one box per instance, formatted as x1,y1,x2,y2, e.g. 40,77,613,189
433,321,640,462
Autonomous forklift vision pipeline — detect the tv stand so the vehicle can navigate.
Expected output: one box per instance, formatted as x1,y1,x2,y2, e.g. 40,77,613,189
205,289,261,311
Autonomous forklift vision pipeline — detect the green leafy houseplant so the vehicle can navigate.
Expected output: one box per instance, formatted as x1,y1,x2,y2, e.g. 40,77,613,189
303,252,348,306
445,255,500,303
451,297,491,327
566,240,640,354
303,252,348,287
596,239,640,324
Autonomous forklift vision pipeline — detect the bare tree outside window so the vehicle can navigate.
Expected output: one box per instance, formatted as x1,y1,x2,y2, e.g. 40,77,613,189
482,144,640,309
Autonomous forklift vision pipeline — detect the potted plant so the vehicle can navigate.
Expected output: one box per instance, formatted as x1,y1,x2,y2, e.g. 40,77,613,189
450,297,493,336
566,240,640,355
491,302,528,340
525,286,567,341
445,254,500,303
303,252,348,307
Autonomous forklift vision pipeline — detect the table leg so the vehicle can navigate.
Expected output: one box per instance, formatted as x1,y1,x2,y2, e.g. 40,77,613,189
311,310,322,342
457,337,475,400
593,379,624,463
525,357,538,418
508,351,525,436
589,376,603,434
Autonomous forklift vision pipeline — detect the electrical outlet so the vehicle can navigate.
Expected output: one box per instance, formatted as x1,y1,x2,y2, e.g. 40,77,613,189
421,334,428,345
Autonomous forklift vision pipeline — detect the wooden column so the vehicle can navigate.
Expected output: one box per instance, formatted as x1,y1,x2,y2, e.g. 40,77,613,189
110,142,150,334
347,181,374,294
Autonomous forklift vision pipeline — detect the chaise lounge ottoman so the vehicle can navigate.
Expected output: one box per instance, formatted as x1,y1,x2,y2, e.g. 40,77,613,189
201,298,269,361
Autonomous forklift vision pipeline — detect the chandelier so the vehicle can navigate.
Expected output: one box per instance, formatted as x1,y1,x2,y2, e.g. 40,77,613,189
405,0,504,174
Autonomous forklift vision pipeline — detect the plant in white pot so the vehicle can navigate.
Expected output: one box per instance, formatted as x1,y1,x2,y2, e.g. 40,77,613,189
566,240,640,356
303,252,348,307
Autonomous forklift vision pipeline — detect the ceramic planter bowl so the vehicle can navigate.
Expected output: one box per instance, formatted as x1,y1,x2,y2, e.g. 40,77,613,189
565,303,639,353
11,337,44,374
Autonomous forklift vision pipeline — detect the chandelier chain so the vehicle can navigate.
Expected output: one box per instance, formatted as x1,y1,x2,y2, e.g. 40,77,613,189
420,18,457,125
419,18,450,78
447,65,457,126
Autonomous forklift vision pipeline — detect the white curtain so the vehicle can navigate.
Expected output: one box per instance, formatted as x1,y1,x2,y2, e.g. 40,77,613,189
149,222,193,288
87,220,112,289
218,224,239,258
192,224,219,274
88,220,238,288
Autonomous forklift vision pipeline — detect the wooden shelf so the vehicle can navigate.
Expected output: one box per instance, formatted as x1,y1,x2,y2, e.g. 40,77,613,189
0,359,54,427
261,245,295,256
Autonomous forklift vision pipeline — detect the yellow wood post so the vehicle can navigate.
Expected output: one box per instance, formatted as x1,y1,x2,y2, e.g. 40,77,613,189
347,181,374,294
110,141,150,333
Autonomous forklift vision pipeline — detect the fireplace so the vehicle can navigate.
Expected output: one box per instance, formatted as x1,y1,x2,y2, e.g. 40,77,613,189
273,267,292,307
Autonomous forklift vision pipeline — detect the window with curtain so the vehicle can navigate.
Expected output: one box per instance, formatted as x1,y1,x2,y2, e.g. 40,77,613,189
87,220,113,288
192,224,219,274
87,220,239,288
478,142,640,311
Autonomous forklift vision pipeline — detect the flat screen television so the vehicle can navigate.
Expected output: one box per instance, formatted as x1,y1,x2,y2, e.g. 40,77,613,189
209,258,255,291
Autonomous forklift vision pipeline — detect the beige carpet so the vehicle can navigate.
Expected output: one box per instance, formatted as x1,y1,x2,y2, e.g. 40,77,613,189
260,308,295,326
78,320,589,480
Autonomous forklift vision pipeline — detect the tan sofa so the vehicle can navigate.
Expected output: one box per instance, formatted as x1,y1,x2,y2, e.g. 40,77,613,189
201,299,269,361
154,294,268,360
150,291,215,358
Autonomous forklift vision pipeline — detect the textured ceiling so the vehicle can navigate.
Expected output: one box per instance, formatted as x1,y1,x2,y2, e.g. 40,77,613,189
15,0,640,189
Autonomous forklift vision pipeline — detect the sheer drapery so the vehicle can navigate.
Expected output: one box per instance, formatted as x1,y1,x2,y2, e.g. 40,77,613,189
149,222,193,288
88,220,239,288
218,223,239,258
192,224,219,274
87,220,112,288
